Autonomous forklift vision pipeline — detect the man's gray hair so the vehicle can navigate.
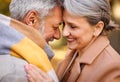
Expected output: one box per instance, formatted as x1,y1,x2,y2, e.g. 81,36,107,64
9,0,63,21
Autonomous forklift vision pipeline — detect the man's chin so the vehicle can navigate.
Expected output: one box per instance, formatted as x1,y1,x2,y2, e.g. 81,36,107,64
46,38,54,44
48,40,55,45
46,41,51,44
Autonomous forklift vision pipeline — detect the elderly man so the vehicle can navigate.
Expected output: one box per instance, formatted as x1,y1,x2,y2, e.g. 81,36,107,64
10,0,63,44
0,0,63,82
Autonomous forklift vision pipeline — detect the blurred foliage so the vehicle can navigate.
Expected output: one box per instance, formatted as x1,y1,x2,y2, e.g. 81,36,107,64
0,0,11,16
110,0,120,25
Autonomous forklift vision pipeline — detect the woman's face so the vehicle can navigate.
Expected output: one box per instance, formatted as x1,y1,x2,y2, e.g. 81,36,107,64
62,10,97,51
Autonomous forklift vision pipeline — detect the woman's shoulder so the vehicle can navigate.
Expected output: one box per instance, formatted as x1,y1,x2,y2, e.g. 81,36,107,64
104,44,120,61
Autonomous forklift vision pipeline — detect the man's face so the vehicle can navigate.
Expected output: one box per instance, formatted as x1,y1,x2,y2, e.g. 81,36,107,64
37,6,63,43
23,6,62,44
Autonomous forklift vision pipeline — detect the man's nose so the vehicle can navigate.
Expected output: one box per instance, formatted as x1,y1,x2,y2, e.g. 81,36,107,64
54,29,61,40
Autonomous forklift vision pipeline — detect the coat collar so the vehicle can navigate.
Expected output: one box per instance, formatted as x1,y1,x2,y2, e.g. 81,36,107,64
57,36,110,81
79,36,110,64
66,36,110,82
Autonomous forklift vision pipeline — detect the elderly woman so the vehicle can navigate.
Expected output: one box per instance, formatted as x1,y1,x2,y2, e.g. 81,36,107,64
25,0,120,82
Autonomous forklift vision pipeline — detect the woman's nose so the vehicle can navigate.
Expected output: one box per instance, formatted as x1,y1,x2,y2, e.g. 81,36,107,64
62,26,70,37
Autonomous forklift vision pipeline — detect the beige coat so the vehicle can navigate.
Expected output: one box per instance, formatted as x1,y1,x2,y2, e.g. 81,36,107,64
57,36,120,82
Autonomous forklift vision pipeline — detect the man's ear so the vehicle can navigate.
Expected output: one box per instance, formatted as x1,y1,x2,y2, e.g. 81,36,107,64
93,21,104,37
23,10,39,27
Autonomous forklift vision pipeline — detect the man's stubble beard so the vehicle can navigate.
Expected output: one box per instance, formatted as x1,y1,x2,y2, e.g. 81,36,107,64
38,20,54,43
38,20,45,37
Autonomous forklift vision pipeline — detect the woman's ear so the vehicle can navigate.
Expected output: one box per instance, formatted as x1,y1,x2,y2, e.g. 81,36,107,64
23,10,39,28
93,21,104,37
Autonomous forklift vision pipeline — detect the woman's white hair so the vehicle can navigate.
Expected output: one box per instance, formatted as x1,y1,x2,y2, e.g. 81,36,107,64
64,0,111,31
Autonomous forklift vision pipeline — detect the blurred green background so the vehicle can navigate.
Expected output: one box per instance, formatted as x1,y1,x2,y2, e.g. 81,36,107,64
0,0,10,15
0,0,120,69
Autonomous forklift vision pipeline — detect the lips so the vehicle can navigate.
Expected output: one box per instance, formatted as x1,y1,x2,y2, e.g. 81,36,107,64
67,38,74,43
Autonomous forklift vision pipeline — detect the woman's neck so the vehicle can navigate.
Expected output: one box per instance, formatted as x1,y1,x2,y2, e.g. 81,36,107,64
77,37,97,57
